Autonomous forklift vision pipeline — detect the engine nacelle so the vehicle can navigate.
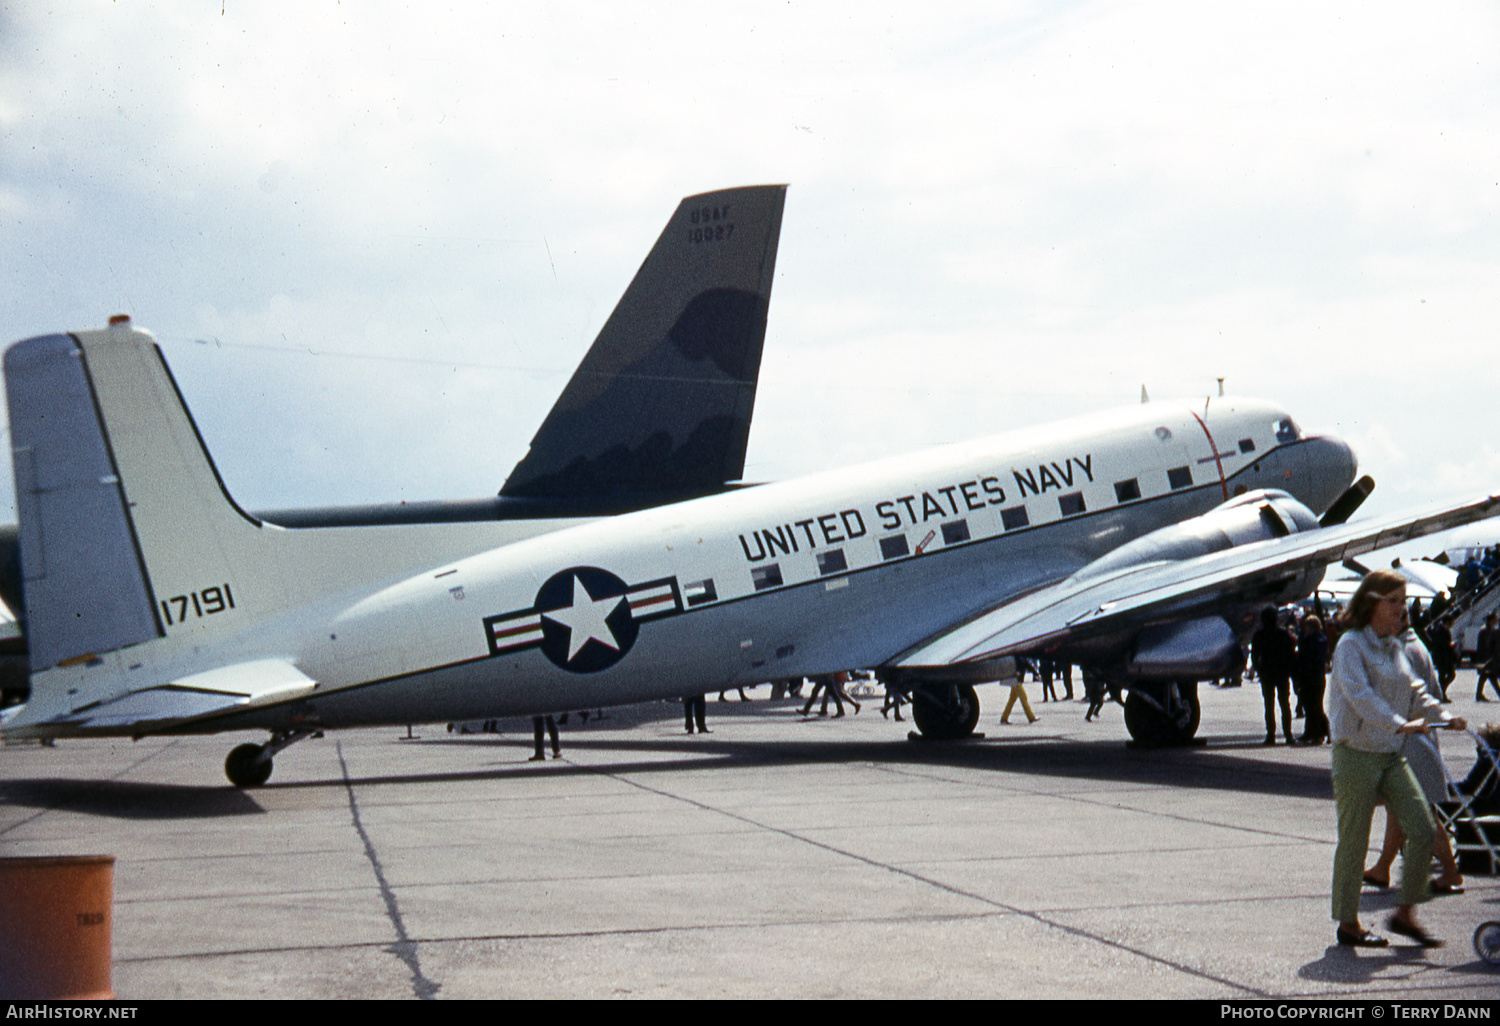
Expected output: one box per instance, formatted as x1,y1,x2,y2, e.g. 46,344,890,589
1126,616,1241,680
1076,488,1321,581
1064,489,1327,682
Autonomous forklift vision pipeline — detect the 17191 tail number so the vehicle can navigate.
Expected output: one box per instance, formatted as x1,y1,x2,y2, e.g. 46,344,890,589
161,584,236,626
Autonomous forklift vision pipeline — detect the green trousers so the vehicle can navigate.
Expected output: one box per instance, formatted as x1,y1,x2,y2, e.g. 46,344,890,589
1330,743,1435,923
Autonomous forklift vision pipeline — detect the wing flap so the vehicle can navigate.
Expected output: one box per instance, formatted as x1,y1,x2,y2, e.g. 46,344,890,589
898,493,1500,667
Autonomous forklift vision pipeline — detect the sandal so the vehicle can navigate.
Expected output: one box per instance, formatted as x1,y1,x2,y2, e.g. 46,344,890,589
1387,916,1443,948
1336,927,1388,948
1362,871,1390,890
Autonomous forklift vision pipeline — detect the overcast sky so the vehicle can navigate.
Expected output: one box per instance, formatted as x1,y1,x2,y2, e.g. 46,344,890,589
2,2,1498,554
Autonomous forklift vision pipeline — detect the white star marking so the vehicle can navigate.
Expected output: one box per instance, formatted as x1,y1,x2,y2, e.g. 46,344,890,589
541,575,626,662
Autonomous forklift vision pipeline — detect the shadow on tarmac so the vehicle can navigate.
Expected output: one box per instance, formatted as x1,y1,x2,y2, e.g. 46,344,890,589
18,735,1333,807
0,706,1336,815
0,777,265,819
498,731,1335,797
1299,942,1454,983
1295,888,1500,983
1300,940,1500,983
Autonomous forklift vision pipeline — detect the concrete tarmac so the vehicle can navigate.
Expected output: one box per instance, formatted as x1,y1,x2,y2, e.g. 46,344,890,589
4,672,1500,1000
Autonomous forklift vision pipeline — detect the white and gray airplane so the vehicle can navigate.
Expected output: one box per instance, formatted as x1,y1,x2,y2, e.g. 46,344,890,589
5,189,1499,785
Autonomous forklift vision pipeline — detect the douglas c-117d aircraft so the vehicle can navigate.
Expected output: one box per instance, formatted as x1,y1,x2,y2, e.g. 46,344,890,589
4,186,1499,785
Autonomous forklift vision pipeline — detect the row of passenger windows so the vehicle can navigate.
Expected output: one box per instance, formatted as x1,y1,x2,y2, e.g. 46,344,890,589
726,464,1202,595
1113,465,1194,504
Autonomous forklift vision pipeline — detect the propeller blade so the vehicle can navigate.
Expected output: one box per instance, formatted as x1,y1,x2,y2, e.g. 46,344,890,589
1320,475,1375,527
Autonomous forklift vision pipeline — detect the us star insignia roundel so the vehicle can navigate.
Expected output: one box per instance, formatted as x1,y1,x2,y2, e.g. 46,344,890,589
483,567,683,673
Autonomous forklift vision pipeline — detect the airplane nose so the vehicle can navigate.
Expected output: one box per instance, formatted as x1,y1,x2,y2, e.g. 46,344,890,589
1298,435,1358,516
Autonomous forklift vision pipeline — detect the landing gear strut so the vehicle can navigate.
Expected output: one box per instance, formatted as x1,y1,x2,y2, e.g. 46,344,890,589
1123,681,1200,748
910,683,982,740
224,729,321,787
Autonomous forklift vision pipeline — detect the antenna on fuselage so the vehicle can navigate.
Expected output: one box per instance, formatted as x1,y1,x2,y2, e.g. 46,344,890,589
1140,384,1149,403
1217,377,1225,397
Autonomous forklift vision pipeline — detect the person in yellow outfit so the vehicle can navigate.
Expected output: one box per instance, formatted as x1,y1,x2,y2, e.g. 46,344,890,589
1001,677,1037,724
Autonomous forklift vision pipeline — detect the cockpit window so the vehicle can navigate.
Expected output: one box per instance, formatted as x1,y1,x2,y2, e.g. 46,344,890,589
1273,417,1300,444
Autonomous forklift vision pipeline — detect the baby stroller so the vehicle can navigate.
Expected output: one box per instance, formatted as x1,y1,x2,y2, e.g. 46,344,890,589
1439,726,1500,964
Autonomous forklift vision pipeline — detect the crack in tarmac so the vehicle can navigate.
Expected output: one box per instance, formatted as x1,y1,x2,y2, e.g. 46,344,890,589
337,740,441,1001
585,762,1275,998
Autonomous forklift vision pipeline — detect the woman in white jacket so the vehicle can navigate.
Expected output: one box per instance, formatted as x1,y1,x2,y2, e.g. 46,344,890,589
1327,569,1464,948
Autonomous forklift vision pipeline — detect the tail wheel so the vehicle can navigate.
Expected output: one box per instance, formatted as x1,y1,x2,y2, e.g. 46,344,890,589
911,684,981,740
225,743,273,788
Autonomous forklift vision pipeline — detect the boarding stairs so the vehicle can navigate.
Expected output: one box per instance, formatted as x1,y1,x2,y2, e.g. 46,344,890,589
1426,563,1500,661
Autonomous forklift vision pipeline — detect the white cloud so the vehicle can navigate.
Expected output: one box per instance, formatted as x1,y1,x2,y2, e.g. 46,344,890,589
0,0,1496,532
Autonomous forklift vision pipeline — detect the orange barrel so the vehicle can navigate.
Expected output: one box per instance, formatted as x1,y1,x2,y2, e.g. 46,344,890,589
0,855,114,999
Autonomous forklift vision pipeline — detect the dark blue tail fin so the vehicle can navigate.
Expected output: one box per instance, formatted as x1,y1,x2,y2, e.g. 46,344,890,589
501,184,786,501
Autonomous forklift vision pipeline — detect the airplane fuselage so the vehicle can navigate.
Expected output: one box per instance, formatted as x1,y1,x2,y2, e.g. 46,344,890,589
10,396,1355,737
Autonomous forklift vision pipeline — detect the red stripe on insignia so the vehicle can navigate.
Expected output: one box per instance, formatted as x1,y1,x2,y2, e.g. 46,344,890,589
631,594,674,613
492,620,542,641
492,637,542,653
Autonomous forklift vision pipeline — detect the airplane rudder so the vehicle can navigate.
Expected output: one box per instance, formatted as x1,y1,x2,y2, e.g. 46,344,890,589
5,331,160,670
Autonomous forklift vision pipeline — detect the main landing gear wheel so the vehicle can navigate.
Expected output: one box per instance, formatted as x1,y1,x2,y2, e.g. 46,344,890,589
225,743,273,788
1123,681,1201,748
911,683,982,740
1475,922,1500,966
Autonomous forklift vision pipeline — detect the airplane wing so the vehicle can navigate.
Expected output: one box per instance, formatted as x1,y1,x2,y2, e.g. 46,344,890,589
8,659,316,734
897,493,1500,668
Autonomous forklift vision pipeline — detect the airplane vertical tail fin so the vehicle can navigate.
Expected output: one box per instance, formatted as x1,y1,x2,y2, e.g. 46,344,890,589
501,184,786,502
7,332,161,670
6,319,274,672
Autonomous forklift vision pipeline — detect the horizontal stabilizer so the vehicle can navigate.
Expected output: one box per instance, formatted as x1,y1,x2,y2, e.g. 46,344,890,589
15,659,315,733
169,659,318,703
65,688,252,730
